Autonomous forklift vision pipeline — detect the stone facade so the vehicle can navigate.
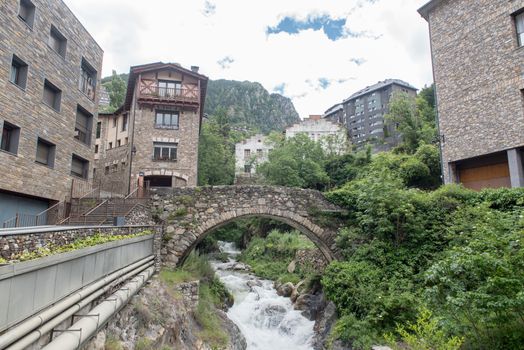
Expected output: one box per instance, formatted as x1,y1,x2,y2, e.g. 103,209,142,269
151,185,344,268
0,0,103,222
95,63,208,193
420,0,524,188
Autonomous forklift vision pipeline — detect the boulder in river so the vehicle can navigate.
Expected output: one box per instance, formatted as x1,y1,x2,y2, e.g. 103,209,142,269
276,282,294,297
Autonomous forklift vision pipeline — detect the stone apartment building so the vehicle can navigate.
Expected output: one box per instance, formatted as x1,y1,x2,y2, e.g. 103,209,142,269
337,79,417,152
419,0,524,190
235,134,273,176
94,62,208,192
285,115,349,154
0,0,103,224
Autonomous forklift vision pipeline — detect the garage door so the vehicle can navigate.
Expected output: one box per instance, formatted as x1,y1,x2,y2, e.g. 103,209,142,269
459,162,511,191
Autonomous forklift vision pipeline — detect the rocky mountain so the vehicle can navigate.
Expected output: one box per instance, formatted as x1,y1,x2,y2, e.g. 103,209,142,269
204,80,300,133
101,74,300,133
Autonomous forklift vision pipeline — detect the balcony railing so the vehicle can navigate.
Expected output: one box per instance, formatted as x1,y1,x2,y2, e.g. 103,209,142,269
138,82,199,104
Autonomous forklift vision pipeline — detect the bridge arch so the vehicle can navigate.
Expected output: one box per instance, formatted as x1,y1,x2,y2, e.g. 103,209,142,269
153,186,343,267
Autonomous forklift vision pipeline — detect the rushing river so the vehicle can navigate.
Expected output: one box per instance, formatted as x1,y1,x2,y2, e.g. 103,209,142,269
211,241,315,350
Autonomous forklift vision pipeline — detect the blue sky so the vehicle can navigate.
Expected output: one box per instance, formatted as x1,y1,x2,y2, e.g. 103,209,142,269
65,0,432,118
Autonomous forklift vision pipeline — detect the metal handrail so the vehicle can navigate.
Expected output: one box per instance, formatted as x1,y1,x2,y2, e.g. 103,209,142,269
84,199,108,216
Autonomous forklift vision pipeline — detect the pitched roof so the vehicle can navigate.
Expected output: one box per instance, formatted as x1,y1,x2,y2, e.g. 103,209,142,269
343,79,417,102
418,0,444,20
122,62,208,117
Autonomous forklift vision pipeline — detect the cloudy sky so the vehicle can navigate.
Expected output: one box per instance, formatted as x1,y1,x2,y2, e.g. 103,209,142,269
65,0,433,118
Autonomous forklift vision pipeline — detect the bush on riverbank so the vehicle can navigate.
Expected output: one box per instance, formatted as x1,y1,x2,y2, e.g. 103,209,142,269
322,179,524,349
239,229,317,284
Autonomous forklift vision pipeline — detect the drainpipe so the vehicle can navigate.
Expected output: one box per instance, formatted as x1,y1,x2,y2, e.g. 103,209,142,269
127,74,140,195
41,266,155,350
0,256,154,350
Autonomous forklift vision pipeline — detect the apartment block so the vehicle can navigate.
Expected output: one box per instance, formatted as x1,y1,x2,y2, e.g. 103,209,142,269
285,115,349,154
419,0,524,190
339,79,417,152
235,134,273,176
0,0,103,224
94,62,208,192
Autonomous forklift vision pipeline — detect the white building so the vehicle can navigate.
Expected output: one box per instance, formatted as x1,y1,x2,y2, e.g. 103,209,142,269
235,134,273,175
285,115,349,155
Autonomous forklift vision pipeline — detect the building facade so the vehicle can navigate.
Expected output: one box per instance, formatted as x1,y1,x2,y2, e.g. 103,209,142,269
323,103,345,125
341,79,417,153
285,115,349,154
94,62,208,192
419,0,524,190
0,0,103,224
234,134,273,176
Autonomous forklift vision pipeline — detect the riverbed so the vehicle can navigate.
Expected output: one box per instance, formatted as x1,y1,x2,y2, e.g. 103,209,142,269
211,241,315,350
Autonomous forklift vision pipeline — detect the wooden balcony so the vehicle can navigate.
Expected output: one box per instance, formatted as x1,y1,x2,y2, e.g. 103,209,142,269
138,80,200,105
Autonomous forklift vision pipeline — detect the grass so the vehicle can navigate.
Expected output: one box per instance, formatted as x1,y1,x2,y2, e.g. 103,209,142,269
6,230,153,264
195,284,229,349
105,335,123,350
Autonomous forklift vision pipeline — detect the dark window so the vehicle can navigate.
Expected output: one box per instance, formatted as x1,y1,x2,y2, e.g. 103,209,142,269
117,139,121,147
71,154,89,179
79,58,96,100
10,55,28,89
257,149,263,157
122,115,128,131
113,117,117,127
158,80,182,97
108,142,112,149
1,121,20,154
36,138,55,167
94,144,99,153
516,11,524,47
244,164,251,173
104,166,109,175
18,0,35,28
244,149,251,158
43,79,61,111
155,110,179,129
153,142,177,161
74,105,92,145
48,25,67,58
96,121,101,139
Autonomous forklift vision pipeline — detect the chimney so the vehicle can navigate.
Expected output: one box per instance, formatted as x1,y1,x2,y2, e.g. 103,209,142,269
191,66,199,73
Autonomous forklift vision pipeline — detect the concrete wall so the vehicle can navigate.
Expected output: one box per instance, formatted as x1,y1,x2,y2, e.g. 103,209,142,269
426,0,524,183
234,134,273,175
0,233,155,332
0,0,103,203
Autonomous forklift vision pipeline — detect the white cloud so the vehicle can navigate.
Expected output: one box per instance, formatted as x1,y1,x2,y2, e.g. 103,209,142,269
65,0,432,119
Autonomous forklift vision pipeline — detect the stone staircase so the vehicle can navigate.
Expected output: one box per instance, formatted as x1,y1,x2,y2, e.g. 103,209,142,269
65,198,148,225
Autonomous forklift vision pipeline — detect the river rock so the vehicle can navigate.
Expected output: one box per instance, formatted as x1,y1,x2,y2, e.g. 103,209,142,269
247,280,262,288
216,309,247,350
312,301,338,350
276,282,294,297
287,260,296,273
294,293,325,320
232,262,251,271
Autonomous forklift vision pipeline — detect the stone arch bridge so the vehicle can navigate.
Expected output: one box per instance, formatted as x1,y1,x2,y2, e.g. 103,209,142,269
152,185,345,267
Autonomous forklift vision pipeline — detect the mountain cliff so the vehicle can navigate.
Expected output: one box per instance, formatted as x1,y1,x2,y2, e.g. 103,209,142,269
204,79,300,133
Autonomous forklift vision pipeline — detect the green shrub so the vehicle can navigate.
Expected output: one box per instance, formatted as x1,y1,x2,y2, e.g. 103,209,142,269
195,284,229,348
105,335,123,350
135,338,153,350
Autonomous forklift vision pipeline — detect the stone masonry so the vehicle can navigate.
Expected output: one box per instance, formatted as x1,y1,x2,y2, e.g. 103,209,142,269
420,0,524,183
151,185,344,268
0,0,103,202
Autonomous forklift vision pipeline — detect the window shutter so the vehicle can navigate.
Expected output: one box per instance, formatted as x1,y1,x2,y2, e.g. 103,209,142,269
36,143,49,164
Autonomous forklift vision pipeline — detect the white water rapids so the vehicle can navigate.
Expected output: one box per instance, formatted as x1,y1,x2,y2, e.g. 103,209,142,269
211,241,315,350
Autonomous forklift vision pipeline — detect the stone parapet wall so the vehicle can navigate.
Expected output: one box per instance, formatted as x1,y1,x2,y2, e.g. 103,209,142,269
0,225,161,261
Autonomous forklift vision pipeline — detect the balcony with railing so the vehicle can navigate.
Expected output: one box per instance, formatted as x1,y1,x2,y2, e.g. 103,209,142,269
138,79,200,105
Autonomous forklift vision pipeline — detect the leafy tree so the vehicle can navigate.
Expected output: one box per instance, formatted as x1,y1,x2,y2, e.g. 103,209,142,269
257,133,330,189
102,70,126,112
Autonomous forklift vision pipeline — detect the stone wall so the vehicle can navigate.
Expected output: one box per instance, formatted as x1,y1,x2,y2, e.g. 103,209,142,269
0,0,104,202
426,0,524,182
151,185,344,267
0,225,160,261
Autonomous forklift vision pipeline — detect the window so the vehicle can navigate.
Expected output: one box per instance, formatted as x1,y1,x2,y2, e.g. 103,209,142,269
257,149,263,157
96,122,101,139
36,138,55,167
244,164,251,173
113,117,117,128
111,164,118,173
104,166,109,175
155,110,179,129
1,121,20,154
43,79,61,111
117,139,121,147
244,149,251,159
122,115,128,131
158,80,182,97
94,144,99,153
48,25,67,58
516,12,524,47
124,137,128,145
18,0,35,28
9,55,28,89
108,142,112,149
79,58,96,100
153,142,177,161
71,154,89,179
74,105,92,145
